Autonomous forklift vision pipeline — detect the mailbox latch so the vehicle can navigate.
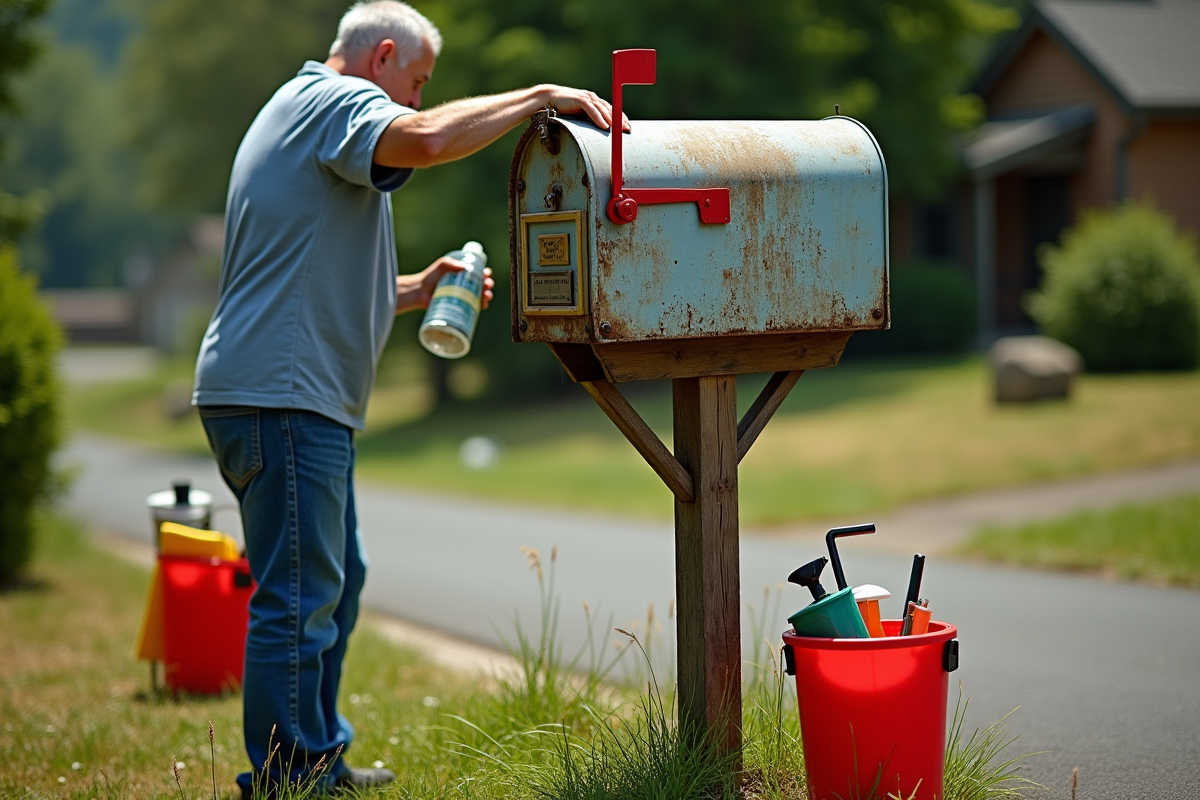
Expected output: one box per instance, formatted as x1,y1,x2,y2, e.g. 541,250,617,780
533,107,561,155
607,50,732,226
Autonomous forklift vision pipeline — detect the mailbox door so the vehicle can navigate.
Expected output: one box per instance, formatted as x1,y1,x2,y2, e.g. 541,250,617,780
569,117,889,343
510,123,592,344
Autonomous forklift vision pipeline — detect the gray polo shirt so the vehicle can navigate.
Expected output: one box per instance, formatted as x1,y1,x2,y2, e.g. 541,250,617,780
193,61,414,430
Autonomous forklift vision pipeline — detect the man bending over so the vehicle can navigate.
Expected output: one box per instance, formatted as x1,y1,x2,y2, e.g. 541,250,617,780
192,2,623,794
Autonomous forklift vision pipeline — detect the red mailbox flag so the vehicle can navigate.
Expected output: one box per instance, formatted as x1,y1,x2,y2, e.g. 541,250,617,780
607,49,731,226
613,48,656,86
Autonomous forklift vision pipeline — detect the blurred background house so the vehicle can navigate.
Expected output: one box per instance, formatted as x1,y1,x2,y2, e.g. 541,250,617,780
894,0,1200,340
38,288,138,343
39,215,221,351
126,215,223,353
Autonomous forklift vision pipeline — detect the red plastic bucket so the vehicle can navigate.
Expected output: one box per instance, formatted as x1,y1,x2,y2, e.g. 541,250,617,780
782,620,958,800
161,555,254,694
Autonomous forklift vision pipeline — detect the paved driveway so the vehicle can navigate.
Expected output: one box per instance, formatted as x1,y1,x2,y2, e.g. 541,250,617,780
61,433,1200,799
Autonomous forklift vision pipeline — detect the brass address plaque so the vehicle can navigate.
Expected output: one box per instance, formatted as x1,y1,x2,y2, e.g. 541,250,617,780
537,234,570,266
520,210,586,316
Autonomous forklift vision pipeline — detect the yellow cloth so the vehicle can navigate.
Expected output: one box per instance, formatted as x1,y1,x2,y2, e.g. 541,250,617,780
135,523,240,662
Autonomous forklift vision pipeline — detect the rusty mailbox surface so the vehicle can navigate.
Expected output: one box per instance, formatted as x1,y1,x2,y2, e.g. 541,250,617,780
510,114,889,370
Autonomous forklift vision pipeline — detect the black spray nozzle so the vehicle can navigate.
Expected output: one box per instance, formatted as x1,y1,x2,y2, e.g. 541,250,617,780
788,557,830,602
172,481,191,506
825,523,876,590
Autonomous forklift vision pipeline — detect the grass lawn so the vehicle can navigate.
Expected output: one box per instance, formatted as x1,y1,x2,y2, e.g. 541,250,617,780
0,515,489,799
2,516,1039,799
64,347,1200,525
957,493,1200,588
0,515,790,800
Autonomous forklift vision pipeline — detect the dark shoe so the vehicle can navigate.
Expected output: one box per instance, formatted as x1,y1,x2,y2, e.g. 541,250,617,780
239,766,396,798
332,766,397,793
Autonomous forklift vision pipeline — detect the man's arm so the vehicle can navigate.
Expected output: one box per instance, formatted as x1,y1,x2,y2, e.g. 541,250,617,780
374,84,626,169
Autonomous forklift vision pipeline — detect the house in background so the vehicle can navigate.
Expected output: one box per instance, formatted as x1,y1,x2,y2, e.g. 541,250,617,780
895,0,1200,340
38,288,139,343
43,216,222,351
127,215,223,353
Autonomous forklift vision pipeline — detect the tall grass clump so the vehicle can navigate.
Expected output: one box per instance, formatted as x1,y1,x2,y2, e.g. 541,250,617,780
1027,200,1200,371
243,725,342,800
524,630,741,800
431,546,635,799
0,246,63,586
943,686,1043,800
484,546,629,733
742,585,804,800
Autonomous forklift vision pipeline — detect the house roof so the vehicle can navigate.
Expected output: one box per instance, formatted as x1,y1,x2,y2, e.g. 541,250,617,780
976,0,1200,112
963,105,1095,179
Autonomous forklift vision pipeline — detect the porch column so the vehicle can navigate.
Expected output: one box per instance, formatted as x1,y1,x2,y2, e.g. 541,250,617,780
973,178,997,345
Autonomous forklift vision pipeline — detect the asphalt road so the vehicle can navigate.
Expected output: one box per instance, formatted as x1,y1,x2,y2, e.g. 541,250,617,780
61,433,1200,799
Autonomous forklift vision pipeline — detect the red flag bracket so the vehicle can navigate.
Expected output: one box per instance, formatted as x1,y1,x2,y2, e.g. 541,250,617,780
606,49,731,226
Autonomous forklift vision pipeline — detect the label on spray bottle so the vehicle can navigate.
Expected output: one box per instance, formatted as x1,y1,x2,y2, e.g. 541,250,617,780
418,241,488,359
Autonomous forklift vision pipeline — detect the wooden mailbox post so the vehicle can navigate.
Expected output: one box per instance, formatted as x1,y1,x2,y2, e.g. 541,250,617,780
509,49,889,767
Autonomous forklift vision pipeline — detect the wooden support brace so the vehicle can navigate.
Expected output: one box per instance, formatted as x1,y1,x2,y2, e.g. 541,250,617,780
736,370,803,463
581,380,695,503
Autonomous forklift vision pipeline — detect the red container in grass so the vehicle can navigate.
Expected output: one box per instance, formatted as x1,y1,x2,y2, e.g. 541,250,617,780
160,555,254,694
782,620,959,800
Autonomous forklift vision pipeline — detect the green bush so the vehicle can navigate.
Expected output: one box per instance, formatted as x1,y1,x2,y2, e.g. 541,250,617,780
846,261,977,356
1027,201,1200,371
0,246,63,586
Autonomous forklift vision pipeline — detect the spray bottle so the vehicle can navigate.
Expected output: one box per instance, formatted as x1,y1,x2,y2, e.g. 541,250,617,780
418,241,488,359
787,557,870,638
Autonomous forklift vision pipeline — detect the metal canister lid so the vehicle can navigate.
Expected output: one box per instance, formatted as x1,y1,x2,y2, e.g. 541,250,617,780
146,488,212,510
147,482,213,526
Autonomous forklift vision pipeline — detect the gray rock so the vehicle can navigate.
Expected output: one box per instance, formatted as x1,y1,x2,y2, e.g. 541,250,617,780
989,335,1084,403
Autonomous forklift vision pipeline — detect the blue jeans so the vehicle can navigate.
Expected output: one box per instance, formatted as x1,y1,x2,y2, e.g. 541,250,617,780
199,406,365,793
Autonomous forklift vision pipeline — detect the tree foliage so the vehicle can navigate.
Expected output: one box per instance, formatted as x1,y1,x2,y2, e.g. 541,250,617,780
0,0,50,244
0,0,49,124
123,0,345,213
1,0,181,285
2,43,178,285
125,0,1017,214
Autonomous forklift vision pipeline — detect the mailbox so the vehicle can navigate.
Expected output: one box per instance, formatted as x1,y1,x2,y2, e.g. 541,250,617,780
509,68,888,383
507,50,891,779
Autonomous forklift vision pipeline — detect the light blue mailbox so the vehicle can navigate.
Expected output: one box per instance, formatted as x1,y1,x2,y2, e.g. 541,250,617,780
506,50,891,775
510,55,888,383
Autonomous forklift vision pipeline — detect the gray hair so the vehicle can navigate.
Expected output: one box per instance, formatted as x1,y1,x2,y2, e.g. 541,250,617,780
329,1,443,66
